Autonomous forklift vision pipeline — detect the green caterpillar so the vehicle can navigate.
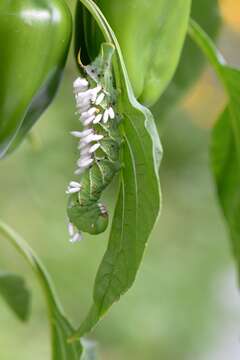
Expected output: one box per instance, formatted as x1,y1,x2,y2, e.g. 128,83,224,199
66,44,121,242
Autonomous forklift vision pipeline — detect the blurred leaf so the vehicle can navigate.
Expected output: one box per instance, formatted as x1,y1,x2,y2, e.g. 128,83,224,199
152,0,221,119
0,271,30,321
71,0,162,340
189,20,240,275
211,108,240,272
0,221,83,359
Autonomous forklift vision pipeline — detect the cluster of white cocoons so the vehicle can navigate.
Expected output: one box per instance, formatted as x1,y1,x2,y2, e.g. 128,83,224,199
71,76,115,176
66,76,115,242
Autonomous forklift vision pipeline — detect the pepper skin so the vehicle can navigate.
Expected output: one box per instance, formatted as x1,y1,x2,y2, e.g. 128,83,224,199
75,0,191,106
0,0,72,158
152,0,221,119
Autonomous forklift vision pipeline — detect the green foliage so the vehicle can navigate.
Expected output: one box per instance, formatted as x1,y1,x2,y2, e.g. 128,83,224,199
0,84,232,359
71,0,162,340
0,272,31,321
211,108,240,274
189,20,240,276
0,221,82,359
2,0,239,358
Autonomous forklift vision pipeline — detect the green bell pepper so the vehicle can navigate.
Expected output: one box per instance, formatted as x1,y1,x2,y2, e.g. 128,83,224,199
0,0,72,158
152,0,221,119
76,0,191,106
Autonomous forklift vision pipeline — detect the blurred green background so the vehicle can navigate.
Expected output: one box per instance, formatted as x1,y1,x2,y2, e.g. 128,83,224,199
1,1,240,359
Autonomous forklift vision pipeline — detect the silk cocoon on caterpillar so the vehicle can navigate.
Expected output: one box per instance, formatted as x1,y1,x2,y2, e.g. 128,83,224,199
66,44,121,242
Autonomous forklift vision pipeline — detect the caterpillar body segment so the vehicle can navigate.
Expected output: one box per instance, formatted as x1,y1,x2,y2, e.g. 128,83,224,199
66,43,122,242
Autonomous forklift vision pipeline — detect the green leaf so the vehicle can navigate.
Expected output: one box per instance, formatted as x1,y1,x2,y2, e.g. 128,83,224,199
188,21,240,274
211,108,240,269
71,0,162,340
0,271,30,321
0,221,82,359
152,0,221,119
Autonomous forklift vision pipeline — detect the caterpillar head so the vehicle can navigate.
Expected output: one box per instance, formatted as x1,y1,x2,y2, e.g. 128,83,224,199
67,195,109,235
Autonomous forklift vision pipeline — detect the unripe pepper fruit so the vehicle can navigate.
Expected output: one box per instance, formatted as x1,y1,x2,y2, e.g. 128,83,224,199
0,0,72,158
75,0,191,106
